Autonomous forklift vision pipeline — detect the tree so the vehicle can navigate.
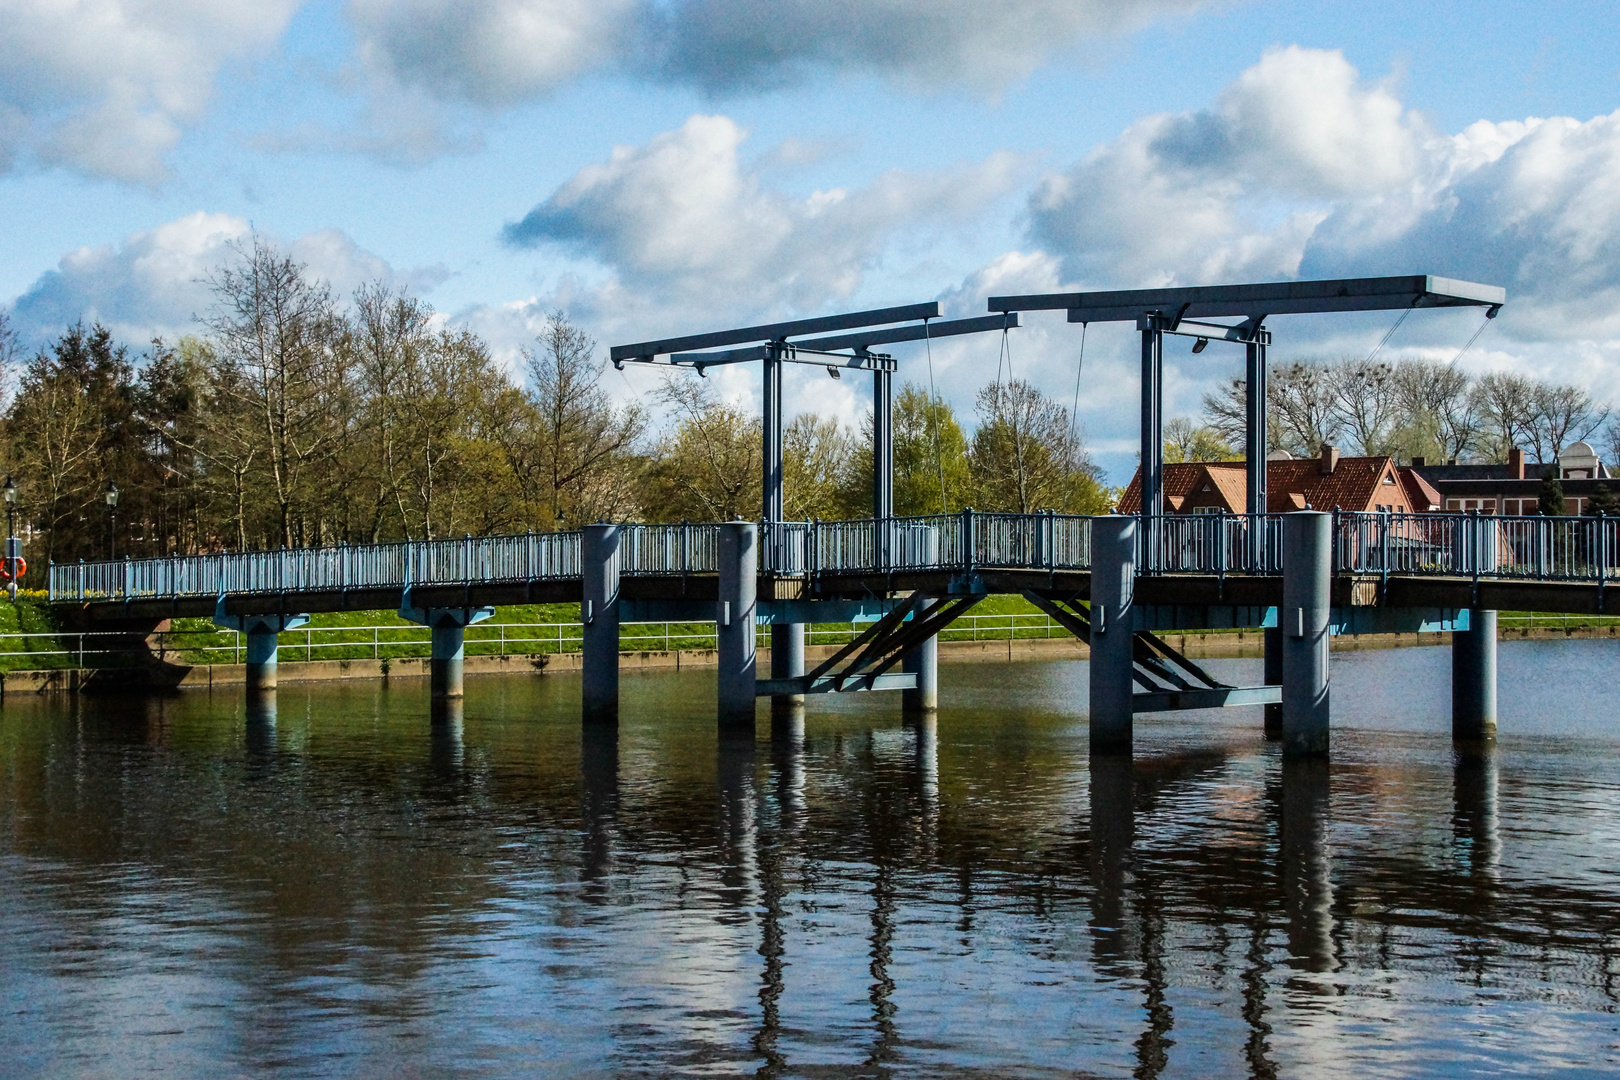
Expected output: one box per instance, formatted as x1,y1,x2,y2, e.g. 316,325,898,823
968,379,1107,513
1584,482,1618,517
640,376,761,521
892,382,970,515
203,235,348,546
1539,473,1566,517
1164,417,1235,463
1472,372,1538,463
1532,382,1607,465
522,311,645,529
782,413,854,520
1391,359,1476,462
1328,358,1398,455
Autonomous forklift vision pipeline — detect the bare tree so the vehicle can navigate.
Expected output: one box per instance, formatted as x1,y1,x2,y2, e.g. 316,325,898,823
1164,416,1235,463
1391,360,1477,461
640,375,760,521
1328,359,1398,455
203,235,347,546
1471,372,1540,462
1532,382,1607,464
522,311,645,529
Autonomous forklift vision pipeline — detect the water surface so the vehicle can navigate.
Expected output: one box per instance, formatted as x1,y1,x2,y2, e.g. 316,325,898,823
3,641,1619,1077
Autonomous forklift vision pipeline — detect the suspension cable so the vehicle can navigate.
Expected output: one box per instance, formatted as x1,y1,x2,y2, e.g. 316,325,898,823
1449,311,1495,366
1364,307,1411,366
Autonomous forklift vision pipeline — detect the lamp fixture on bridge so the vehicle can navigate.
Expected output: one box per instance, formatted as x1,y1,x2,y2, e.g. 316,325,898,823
826,366,841,379
1191,337,1208,354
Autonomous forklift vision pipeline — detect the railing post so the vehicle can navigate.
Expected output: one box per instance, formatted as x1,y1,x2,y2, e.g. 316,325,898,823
963,507,975,578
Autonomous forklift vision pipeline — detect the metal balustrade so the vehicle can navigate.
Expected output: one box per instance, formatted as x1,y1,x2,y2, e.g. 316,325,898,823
44,510,1620,604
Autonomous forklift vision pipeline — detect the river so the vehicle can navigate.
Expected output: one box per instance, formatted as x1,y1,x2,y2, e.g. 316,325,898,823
2,640,1618,1077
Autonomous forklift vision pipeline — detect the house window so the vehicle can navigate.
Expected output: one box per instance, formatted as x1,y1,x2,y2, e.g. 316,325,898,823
1446,498,1497,513
1569,497,1586,515
1191,506,1223,515
1382,475,1395,484
1503,498,1539,515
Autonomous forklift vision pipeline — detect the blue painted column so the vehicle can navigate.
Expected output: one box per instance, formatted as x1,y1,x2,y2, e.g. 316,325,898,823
212,609,310,692
1281,511,1331,756
1088,515,1137,752
400,603,495,699
1452,608,1498,741
718,522,758,733
582,524,622,722
770,621,805,724
902,527,940,713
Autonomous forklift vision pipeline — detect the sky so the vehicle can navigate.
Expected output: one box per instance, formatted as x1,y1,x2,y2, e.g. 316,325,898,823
2,0,1619,483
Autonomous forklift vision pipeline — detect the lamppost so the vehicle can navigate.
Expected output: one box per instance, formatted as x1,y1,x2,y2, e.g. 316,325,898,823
104,481,119,560
3,475,17,602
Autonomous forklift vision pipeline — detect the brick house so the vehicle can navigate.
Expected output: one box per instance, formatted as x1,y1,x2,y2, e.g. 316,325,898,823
1413,444,1620,516
1118,446,1442,515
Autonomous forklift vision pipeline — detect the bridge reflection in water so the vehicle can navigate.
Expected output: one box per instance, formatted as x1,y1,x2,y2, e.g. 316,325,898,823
5,667,1612,1076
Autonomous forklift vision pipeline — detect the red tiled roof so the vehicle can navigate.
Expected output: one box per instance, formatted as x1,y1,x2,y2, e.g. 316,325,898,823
1118,456,1431,514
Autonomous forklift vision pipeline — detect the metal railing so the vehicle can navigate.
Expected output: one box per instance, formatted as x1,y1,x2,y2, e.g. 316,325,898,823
44,510,1620,604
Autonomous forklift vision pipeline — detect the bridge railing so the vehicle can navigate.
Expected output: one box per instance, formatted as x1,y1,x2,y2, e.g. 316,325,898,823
1334,511,1620,581
771,511,1093,576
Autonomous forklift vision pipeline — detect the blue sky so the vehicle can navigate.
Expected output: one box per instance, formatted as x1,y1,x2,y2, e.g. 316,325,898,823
3,0,1618,482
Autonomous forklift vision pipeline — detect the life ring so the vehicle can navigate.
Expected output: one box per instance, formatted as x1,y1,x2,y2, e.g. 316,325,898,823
0,557,24,581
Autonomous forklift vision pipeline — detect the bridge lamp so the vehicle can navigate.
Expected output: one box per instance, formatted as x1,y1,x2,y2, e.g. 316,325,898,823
104,481,119,560
1191,337,1209,354
826,366,841,379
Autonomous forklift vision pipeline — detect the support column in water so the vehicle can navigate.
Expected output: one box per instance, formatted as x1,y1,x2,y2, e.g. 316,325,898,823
902,526,940,714
1281,511,1331,756
1263,624,1283,740
718,522,758,733
399,603,495,699
213,610,310,692
770,622,804,720
1452,608,1498,741
1088,515,1137,753
581,524,622,722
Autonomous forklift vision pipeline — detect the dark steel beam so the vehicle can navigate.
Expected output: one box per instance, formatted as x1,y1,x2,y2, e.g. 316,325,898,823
663,313,1016,368
987,275,1505,322
610,301,941,362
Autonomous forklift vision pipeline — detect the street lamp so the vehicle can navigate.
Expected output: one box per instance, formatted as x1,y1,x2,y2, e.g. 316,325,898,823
3,476,16,602
104,481,119,560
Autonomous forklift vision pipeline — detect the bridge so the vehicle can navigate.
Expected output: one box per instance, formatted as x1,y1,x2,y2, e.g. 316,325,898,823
48,507,1618,752
41,272,1549,758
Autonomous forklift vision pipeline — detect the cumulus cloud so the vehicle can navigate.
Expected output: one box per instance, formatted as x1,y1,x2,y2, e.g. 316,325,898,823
503,114,1022,312
344,0,1205,110
6,212,445,349
1028,46,1620,347
0,0,301,184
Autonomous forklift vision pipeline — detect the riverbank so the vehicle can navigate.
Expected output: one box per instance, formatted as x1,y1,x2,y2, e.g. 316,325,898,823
3,621,1614,695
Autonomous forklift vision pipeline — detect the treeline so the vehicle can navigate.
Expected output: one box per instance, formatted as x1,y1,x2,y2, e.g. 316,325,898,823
0,237,1107,566
1183,355,1612,465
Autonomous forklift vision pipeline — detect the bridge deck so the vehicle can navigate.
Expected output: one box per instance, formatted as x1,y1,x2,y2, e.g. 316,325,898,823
48,511,1620,623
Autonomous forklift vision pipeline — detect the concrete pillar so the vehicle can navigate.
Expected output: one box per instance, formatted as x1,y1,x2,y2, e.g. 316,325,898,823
429,697,465,779
214,611,310,692
398,604,494,699
582,524,622,722
245,625,281,691
1281,511,1331,756
718,522,758,733
902,527,940,714
1452,608,1498,741
1263,624,1283,740
1088,515,1137,752
430,624,467,698
770,622,804,720
901,621,938,712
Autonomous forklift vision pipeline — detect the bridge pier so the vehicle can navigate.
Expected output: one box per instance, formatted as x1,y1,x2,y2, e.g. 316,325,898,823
1088,515,1137,753
1452,608,1498,741
1263,625,1283,740
770,622,805,721
718,522,758,733
212,611,310,692
400,604,495,698
582,524,622,722
902,527,940,713
1281,511,1330,756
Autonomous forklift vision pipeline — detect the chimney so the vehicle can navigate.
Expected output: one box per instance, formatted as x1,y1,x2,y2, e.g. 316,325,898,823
1509,446,1525,480
1412,456,1426,468
1319,444,1340,475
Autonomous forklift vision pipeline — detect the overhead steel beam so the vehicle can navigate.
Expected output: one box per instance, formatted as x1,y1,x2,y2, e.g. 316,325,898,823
987,275,1505,322
668,346,897,371
662,313,1017,368
610,301,941,362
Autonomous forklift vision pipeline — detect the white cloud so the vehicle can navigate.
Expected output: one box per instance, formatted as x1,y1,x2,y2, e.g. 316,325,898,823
6,212,444,348
0,0,301,184
503,113,1022,313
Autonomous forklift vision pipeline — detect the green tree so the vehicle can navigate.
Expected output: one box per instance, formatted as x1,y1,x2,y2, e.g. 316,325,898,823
1583,482,1619,517
782,413,854,520
1539,473,1566,516
1164,417,1236,463
640,376,761,522
968,379,1108,513
893,382,970,515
